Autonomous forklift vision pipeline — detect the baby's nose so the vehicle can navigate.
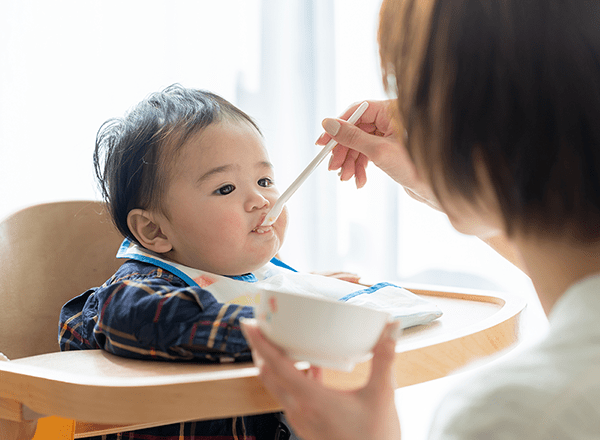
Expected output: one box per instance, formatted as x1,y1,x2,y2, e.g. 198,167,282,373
247,193,270,211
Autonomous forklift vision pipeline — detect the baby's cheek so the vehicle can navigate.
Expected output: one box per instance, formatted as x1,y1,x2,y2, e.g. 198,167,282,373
218,214,247,238
276,208,290,241
208,217,245,265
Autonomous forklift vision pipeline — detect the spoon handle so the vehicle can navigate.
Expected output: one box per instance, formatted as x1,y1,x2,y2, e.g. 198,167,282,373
261,101,369,226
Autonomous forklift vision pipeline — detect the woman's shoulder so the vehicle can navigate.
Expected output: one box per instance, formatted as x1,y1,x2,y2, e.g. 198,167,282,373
429,336,600,439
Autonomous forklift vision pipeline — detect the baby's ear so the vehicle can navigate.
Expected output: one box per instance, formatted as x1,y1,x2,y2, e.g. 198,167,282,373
127,209,173,254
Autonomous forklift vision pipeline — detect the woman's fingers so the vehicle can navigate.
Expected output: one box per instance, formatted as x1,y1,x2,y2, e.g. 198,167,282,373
241,318,403,440
323,115,403,188
319,100,398,188
340,148,361,181
329,147,369,188
355,153,370,188
240,320,312,404
241,320,338,439
317,102,370,146
328,145,349,171
323,118,384,159
363,321,400,396
356,321,403,440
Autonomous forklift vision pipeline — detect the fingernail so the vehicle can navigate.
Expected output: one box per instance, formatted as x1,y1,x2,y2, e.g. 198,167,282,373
322,118,340,136
316,133,326,145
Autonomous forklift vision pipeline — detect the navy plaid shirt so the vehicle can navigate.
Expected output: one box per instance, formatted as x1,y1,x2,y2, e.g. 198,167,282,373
59,259,290,440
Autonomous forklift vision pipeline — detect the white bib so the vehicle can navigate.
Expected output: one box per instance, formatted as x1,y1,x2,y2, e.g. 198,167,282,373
117,239,442,329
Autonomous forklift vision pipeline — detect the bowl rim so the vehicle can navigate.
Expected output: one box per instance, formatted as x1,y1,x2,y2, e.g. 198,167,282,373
257,288,395,318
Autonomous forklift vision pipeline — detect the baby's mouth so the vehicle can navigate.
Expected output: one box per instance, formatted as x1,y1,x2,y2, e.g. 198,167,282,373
252,215,272,234
252,225,272,234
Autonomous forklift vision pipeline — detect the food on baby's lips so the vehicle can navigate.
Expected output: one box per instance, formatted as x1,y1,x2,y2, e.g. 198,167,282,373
251,225,272,234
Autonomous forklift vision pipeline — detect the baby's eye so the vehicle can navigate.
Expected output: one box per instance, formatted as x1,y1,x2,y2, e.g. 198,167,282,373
215,184,235,195
258,177,274,188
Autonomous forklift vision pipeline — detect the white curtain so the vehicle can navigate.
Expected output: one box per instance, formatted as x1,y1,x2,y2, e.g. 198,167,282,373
237,0,405,281
236,0,338,271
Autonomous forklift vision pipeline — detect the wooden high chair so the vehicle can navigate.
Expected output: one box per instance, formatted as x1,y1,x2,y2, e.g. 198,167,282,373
0,200,123,439
0,201,526,439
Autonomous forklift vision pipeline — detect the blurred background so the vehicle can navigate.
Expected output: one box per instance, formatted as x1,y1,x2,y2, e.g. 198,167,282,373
0,2,544,438
0,0,534,292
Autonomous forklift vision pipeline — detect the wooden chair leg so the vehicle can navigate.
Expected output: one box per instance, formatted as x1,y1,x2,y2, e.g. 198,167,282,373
0,418,38,440
32,417,75,440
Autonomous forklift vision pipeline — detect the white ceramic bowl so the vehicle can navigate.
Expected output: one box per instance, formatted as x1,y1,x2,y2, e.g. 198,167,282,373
256,289,393,371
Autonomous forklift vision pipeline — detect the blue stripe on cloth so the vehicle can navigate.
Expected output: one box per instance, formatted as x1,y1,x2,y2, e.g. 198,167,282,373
117,239,297,287
269,257,297,272
338,282,402,302
117,240,200,288
229,273,258,282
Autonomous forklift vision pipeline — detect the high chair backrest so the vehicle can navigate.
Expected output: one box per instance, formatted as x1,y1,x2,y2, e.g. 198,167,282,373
0,201,123,360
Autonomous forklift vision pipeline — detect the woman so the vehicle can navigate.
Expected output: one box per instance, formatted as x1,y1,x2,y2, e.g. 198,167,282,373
242,0,600,438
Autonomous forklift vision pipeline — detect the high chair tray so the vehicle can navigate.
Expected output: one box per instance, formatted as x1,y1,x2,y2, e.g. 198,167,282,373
0,285,525,437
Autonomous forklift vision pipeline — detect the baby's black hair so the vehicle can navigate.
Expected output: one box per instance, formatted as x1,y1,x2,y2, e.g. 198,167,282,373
93,84,261,242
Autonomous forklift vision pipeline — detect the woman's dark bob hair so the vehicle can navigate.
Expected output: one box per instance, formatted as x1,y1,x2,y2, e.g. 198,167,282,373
93,84,261,242
379,0,600,240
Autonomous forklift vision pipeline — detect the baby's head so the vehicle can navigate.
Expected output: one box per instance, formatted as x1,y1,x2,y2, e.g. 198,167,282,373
94,84,288,275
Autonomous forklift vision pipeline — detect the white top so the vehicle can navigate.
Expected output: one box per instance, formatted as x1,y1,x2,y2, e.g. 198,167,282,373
428,274,600,439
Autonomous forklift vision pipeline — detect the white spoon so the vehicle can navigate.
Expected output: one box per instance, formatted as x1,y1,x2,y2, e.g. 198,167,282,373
261,101,369,227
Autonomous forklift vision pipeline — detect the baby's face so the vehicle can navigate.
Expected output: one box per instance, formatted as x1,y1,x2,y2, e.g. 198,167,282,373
157,119,288,275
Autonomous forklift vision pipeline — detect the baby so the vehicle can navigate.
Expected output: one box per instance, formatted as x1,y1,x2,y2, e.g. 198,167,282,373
60,85,293,439
59,84,440,439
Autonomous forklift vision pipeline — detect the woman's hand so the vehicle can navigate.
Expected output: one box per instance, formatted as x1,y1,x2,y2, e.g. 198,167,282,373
241,319,402,440
319,99,441,211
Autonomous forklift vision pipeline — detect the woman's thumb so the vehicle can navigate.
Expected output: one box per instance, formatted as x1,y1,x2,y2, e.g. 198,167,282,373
364,321,401,395
322,118,342,137
322,118,374,156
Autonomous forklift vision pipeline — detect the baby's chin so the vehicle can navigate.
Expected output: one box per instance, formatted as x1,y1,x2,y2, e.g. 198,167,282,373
222,253,279,277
